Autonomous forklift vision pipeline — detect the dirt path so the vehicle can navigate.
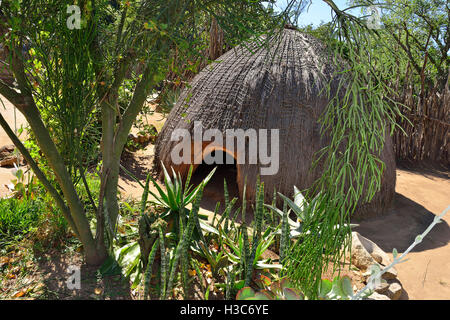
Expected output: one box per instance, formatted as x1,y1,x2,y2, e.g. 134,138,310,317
354,168,450,299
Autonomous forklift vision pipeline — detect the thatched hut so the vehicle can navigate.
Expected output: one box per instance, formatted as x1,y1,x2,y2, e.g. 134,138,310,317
154,29,396,218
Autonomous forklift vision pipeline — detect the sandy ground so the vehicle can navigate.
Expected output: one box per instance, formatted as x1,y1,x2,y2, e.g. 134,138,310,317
354,168,450,300
0,96,448,299
0,95,28,197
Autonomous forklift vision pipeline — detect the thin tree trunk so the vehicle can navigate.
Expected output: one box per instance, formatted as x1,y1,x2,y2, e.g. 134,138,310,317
0,46,108,265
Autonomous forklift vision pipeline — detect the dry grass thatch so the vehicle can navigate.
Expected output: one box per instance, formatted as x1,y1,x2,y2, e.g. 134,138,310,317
154,29,396,218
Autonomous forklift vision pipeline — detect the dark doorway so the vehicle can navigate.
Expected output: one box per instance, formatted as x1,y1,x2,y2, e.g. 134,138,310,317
190,149,240,212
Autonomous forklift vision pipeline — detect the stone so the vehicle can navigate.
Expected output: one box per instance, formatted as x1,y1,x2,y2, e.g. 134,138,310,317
381,267,398,280
374,281,389,294
365,292,391,300
351,232,375,270
362,266,398,281
0,144,15,158
351,232,398,280
0,145,24,167
386,281,403,300
371,253,383,264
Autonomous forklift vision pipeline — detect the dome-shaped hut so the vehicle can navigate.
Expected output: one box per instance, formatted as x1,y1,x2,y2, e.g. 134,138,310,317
154,29,396,218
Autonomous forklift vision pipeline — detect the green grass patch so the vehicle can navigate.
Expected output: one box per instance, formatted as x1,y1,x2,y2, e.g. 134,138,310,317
0,197,44,247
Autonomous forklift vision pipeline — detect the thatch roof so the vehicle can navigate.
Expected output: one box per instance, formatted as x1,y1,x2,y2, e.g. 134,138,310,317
154,29,396,218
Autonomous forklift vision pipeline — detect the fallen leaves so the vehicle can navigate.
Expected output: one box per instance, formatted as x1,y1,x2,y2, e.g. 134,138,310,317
188,269,196,276
13,289,26,298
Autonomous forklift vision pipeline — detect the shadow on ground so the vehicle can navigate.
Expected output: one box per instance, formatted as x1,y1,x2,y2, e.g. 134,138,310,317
33,250,132,300
353,193,450,253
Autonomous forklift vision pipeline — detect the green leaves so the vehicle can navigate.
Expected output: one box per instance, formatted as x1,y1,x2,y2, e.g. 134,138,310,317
99,241,142,288
318,276,354,300
236,287,255,300
148,163,215,216
318,278,333,299
236,277,304,300
392,248,398,259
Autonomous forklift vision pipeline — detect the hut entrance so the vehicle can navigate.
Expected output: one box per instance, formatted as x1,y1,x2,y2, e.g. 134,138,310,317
190,149,239,211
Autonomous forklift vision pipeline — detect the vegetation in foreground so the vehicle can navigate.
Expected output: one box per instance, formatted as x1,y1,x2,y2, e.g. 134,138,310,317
0,0,448,300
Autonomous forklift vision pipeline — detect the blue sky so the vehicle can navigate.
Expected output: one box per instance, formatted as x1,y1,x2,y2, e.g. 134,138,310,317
273,0,361,27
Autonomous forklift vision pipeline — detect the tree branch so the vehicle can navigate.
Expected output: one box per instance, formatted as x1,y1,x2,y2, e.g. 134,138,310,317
0,102,80,238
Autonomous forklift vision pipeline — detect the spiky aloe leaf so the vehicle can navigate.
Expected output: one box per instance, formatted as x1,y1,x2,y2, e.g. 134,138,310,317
225,267,233,300
184,165,194,192
147,173,170,207
280,205,290,263
217,197,237,228
254,179,264,239
162,165,178,210
278,192,306,222
293,186,306,211
184,167,216,205
224,178,229,208
144,238,160,299
159,226,167,299
241,224,250,280
212,201,221,226
165,185,204,299
140,172,152,215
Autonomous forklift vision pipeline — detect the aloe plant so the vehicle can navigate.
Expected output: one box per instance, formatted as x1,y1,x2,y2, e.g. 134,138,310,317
266,186,358,240
145,163,214,232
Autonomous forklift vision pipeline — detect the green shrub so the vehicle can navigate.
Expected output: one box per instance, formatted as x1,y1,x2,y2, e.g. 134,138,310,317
0,197,44,246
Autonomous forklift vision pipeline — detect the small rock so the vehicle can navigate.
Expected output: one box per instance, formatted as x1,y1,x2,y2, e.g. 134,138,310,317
0,155,19,167
386,281,403,300
371,253,383,264
351,232,375,270
362,266,398,281
351,232,393,267
0,144,15,158
351,232,398,280
365,292,391,300
374,281,389,294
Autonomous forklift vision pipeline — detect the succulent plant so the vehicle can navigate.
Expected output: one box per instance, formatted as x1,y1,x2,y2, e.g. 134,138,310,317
236,276,304,300
318,276,354,300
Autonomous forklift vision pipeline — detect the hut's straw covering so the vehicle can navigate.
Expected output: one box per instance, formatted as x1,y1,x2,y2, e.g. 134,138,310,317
154,29,396,218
